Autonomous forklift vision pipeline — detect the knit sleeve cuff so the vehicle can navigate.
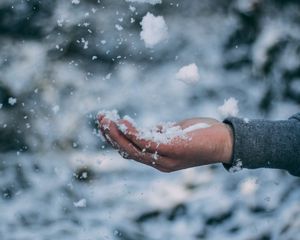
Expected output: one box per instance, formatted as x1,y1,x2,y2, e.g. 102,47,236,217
221,117,273,172
221,115,300,177
222,117,245,173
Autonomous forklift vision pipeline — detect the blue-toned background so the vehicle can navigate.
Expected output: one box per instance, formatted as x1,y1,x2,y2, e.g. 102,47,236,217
0,0,299,239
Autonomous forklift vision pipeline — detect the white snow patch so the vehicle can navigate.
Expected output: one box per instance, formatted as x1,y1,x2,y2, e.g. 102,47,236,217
105,73,112,80
229,159,243,173
71,0,80,4
125,0,161,5
98,110,120,123
140,13,168,48
8,97,17,106
252,24,282,69
236,0,257,12
52,105,60,114
81,38,88,49
218,97,239,117
176,63,200,84
123,115,136,125
99,110,211,144
137,123,188,144
81,172,88,179
129,5,136,12
240,178,258,196
182,123,211,133
73,198,87,208
137,122,210,143
118,123,128,134
243,118,250,123
57,19,64,27
115,24,123,31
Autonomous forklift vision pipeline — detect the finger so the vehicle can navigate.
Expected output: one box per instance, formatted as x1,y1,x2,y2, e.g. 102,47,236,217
99,118,120,149
116,119,172,156
134,151,176,172
97,114,105,123
99,127,110,144
105,119,177,170
97,113,105,135
101,118,153,164
97,116,112,145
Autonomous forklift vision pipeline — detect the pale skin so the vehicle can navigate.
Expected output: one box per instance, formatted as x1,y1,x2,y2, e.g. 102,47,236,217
98,115,234,173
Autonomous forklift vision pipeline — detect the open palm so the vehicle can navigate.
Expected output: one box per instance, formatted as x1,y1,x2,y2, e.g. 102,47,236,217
98,115,233,172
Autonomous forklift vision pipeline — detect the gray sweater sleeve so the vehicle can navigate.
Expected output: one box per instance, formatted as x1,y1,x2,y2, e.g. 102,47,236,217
223,113,300,177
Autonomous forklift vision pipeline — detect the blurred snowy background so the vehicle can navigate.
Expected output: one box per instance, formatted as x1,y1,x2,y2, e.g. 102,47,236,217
0,0,300,239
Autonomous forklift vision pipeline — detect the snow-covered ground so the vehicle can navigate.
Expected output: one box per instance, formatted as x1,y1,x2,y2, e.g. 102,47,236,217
0,152,299,240
0,0,300,239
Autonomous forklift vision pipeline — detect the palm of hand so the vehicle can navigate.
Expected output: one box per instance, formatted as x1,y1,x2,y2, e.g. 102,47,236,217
98,116,233,172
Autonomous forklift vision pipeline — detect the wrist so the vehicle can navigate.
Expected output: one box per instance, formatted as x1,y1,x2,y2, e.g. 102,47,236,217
220,123,234,164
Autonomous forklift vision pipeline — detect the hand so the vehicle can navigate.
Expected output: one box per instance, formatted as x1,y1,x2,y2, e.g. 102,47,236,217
98,115,233,173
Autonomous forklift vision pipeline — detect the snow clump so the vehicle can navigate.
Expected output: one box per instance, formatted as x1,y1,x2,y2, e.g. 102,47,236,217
140,13,168,48
98,110,120,122
52,105,60,114
218,97,239,117
98,110,211,144
137,122,188,144
176,63,200,84
137,122,211,144
8,97,17,106
73,198,87,208
71,0,80,4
